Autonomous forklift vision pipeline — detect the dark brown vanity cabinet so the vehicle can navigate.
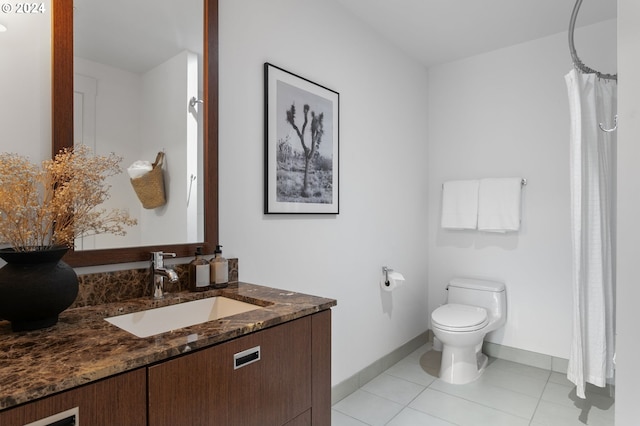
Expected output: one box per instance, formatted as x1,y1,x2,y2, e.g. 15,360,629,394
148,310,331,426
0,310,331,426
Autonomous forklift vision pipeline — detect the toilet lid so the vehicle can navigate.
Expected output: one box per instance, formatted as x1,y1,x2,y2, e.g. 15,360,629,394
431,304,488,331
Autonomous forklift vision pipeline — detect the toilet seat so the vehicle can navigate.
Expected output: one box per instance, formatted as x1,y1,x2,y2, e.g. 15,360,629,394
432,304,488,332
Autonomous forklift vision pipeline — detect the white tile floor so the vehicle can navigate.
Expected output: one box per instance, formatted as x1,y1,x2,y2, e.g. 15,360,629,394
332,344,615,426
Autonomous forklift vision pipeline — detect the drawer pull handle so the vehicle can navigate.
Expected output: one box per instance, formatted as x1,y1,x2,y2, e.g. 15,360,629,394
24,407,78,426
234,346,261,369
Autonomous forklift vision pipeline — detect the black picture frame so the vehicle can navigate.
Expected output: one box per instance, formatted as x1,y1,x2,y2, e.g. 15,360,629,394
264,63,339,214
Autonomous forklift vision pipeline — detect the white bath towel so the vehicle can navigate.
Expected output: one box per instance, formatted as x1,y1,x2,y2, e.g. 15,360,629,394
477,177,523,232
441,180,479,230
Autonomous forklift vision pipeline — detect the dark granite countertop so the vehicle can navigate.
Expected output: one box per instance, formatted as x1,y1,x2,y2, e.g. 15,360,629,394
0,282,336,411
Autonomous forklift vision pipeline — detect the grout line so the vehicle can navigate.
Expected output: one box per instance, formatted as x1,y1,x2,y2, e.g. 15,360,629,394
527,368,551,425
426,386,533,422
331,408,372,426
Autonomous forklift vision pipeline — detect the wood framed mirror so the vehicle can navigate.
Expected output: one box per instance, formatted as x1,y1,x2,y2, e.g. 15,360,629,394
51,0,218,267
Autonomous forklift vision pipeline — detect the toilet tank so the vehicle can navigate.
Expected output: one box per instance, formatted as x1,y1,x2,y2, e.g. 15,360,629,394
447,278,506,321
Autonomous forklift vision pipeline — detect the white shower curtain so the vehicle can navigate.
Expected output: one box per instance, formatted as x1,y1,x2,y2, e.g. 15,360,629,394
565,69,616,399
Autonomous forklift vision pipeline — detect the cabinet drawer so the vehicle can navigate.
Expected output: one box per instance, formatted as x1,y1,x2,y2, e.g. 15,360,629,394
148,316,312,426
0,369,146,426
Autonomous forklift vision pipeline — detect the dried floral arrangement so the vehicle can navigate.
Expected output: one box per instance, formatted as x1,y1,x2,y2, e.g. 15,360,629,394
0,145,137,251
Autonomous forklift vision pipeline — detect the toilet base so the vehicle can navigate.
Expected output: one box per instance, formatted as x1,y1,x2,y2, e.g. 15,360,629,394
439,345,489,385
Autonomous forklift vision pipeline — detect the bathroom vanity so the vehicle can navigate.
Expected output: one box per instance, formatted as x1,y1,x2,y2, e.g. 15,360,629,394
0,283,335,425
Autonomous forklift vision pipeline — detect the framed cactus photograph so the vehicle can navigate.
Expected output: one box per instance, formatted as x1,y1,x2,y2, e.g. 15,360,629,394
264,63,339,214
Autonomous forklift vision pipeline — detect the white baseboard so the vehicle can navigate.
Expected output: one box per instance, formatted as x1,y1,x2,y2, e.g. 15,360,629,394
482,341,569,374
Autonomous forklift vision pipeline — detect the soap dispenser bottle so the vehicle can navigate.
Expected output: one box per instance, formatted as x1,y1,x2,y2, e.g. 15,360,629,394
189,246,210,292
210,244,228,289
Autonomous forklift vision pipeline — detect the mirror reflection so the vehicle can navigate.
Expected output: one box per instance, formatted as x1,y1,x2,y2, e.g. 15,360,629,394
73,0,204,250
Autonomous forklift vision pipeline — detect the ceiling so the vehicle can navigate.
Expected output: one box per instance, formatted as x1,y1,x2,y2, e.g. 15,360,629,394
74,0,203,74
72,0,617,74
332,0,617,68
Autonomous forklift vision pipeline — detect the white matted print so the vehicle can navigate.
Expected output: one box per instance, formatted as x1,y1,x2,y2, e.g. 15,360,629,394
264,63,339,214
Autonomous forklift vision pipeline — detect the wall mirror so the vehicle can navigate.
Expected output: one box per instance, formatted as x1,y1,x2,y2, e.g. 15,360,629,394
52,0,218,266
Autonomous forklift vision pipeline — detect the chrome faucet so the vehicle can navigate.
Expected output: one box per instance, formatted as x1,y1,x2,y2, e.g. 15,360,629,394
151,251,178,299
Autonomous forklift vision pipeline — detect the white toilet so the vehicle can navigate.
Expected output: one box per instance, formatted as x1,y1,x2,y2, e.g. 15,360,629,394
431,277,506,384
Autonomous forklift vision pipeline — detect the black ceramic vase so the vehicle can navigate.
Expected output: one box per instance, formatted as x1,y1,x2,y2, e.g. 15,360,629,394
0,246,78,332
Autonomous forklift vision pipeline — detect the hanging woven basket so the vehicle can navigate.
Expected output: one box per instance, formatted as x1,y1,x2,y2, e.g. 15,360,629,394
130,152,167,209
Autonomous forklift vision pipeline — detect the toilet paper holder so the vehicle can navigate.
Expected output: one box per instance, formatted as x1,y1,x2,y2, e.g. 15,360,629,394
382,266,392,287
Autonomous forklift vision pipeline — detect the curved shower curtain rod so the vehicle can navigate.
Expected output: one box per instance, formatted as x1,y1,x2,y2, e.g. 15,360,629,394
568,0,617,81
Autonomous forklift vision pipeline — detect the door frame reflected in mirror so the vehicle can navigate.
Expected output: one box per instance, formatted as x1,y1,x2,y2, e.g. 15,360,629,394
51,0,218,267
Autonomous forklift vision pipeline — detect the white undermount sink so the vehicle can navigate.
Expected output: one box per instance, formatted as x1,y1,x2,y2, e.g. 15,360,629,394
105,297,262,338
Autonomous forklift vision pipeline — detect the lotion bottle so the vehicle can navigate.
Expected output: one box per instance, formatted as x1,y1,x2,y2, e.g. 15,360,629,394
210,245,228,288
189,246,210,291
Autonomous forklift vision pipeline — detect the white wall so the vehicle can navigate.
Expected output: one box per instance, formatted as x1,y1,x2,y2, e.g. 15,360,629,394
427,20,616,359
0,0,50,162
615,0,640,420
74,57,143,247
218,0,430,386
140,50,198,245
